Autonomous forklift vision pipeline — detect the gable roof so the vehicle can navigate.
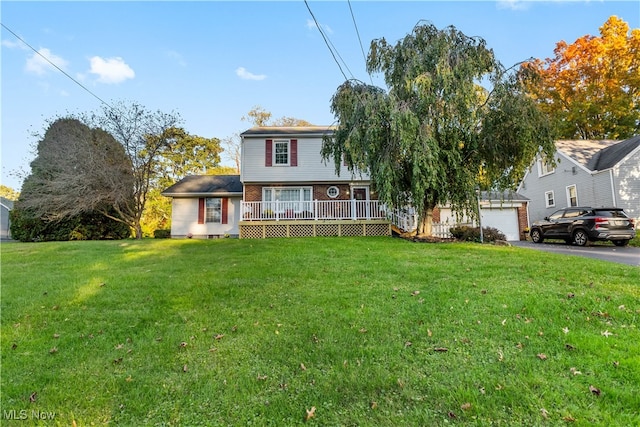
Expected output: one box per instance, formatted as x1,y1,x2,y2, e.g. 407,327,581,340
555,136,640,172
0,197,14,210
587,135,640,171
481,190,529,202
161,175,242,197
241,126,335,137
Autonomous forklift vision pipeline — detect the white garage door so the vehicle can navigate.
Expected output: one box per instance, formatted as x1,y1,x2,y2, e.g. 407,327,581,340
481,208,519,241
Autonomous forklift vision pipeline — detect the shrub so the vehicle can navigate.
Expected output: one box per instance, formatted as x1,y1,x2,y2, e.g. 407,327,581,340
154,229,171,239
9,205,130,242
450,225,506,243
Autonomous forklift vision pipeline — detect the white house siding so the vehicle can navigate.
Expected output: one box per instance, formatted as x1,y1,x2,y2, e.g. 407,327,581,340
520,153,615,223
241,136,368,183
613,148,640,221
170,197,241,238
1,205,11,239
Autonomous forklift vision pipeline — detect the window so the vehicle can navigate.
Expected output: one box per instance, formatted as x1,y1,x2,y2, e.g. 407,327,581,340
327,186,339,198
566,185,578,207
265,139,297,167
274,140,289,165
198,197,228,225
538,157,555,176
206,198,222,223
548,210,564,220
263,187,312,213
545,191,555,208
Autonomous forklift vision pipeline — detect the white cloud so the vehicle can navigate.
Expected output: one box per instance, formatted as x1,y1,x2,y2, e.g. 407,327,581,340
167,50,187,67
25,48,69,75
235,66,266,81
496,0,531,11
2,39,27,50
89,56,135,84
306,19,333,34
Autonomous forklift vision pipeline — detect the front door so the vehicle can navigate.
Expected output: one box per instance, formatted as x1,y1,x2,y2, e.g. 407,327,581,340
352,186,369,219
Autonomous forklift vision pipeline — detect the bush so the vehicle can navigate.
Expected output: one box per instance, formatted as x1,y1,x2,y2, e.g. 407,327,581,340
9,206,130,242
450,225,506,243
154,229,171,239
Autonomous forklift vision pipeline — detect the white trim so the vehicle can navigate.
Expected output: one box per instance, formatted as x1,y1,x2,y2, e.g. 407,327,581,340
273,139,290,166
609,169,617,207
350,185,370,201
537,157,555,177
545,190,555,208
327,186,339,198
205,197,223,223
566,184,578,207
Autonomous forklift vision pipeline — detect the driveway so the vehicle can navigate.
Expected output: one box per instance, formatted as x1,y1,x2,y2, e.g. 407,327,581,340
511,241,640,267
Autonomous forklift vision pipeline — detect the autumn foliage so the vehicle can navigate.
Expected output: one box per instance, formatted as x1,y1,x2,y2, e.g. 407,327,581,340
523,16,640,139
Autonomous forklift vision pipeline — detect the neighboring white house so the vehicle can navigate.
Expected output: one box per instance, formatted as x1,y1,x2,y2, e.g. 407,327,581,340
517,136,640,224
1,197,13,240
161,175,243,238
163,126,531,240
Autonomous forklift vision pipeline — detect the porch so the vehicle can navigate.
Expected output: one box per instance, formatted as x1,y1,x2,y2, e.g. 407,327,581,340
239,200,390,238
238,200,457,239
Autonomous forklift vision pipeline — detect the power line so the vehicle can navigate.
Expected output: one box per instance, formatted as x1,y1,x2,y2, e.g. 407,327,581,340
303,0,351,82
1,22,115,111
347,0,373,85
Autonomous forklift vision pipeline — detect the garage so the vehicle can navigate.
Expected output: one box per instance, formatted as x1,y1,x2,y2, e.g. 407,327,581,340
480,207,520,241
437,191,528,241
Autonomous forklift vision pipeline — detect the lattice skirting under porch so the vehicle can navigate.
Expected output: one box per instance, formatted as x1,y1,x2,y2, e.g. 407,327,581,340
239,220,391,239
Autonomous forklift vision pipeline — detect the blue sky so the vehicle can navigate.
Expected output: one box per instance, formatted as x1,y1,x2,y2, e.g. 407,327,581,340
2,1,639,191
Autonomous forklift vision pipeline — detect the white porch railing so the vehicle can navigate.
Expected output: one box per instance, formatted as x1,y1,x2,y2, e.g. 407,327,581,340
389,207,459,238
241,201,458,238
241,200,387,221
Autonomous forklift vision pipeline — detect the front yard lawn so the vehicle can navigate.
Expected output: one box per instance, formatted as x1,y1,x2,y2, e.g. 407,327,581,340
1,238,638,425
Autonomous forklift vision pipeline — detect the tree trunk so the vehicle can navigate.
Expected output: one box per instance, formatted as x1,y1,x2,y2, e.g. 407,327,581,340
416,206,434,237
134,223,143,239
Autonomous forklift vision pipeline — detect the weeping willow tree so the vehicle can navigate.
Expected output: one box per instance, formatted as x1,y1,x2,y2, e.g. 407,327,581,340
322,22,555,236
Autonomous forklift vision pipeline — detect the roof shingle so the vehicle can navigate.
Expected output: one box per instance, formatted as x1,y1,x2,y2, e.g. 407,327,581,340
162,175,242,196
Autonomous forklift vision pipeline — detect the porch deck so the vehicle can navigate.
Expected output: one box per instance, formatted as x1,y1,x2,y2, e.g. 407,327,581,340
239,200,390,238
238,200,456,239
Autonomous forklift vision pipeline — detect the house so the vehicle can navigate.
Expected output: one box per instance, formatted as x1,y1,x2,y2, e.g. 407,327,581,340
163,126,531,240
161,175,243,238
517,136,640,225
1,197,14,240
239,126,391,238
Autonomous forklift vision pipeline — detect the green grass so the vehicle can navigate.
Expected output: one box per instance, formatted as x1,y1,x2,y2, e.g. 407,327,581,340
1,238,639,426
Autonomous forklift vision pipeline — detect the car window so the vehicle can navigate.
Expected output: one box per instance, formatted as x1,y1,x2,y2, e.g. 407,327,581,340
594,209,628,218
564,209,582,218
549,211,564,220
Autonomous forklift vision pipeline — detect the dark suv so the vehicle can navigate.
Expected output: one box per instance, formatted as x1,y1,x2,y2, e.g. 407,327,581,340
530,207,636,246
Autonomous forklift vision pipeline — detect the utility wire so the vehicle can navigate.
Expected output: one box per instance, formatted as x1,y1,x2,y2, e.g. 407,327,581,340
303,0,351,82
1,22,115,111
347,0,373,85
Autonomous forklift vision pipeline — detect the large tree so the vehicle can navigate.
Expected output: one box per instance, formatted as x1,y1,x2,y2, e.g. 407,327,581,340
13,117,134,240
83,101,183,238
321,22,555,236
522,16,640,139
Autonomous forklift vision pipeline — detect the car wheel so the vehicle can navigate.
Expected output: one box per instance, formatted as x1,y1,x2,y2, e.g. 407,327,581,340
530,229,543,243
612,240,629,247
573,230,589,246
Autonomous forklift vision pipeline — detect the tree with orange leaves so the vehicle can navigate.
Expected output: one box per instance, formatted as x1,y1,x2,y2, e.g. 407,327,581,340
522,16,640,139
